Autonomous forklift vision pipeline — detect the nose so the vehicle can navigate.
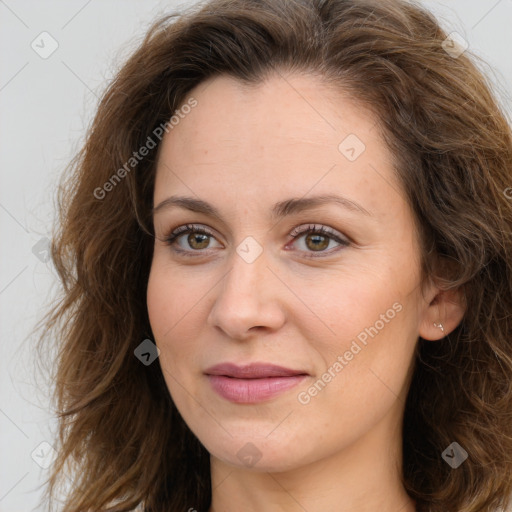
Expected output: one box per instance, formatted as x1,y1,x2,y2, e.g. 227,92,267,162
206,246,286,340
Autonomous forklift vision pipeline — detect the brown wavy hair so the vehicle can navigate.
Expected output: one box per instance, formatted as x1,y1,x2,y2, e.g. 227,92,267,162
34,0,512,510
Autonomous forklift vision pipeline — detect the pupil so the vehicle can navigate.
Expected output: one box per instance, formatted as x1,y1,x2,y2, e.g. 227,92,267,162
307,234,328,251
189,233,209,249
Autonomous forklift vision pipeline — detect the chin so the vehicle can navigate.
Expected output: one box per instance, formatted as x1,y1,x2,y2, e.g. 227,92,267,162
197,425,316,473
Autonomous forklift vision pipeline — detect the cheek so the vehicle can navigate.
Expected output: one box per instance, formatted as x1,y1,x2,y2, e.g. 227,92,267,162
146,265,172,341
292,262,404,352
147,262,200,407
147,261,192,365
146,257,211,381
147,255,197,340
293,259,417,399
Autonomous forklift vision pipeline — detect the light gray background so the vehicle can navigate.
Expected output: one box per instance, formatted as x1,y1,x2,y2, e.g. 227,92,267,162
1,1,511,510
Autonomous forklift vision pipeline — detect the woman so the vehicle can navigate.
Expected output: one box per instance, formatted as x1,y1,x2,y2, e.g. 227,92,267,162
36,0,512,510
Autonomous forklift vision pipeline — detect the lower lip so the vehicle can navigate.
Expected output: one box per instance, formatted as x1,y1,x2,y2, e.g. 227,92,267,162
207,375,307,403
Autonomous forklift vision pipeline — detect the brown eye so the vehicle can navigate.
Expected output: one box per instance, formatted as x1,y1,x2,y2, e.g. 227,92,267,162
163,224,222,256
187,232,211,250
304,233,330,251
288,224,350,257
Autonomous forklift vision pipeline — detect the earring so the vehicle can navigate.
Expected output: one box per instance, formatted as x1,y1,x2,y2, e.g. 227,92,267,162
433,322,445,333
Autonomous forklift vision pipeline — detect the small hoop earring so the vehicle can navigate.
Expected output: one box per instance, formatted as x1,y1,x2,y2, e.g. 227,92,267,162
433,322,445,333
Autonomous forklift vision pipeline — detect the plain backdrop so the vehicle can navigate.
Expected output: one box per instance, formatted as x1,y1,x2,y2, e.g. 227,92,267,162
1,1,511,510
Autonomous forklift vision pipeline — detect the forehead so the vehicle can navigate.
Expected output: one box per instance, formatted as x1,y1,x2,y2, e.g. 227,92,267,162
159,73,377,161
154,72,401,217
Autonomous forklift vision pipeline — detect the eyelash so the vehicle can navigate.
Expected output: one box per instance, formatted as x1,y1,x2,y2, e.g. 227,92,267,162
162,223,350,259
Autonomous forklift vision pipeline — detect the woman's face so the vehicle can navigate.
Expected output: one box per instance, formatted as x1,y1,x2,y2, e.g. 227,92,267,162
147,73,435,472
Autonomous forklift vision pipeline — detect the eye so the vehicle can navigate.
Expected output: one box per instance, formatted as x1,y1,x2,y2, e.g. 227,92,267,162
163,223,222,256
287,224,349,257
162,223,349,258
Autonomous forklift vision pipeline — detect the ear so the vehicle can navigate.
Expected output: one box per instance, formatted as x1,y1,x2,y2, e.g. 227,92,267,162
418,277,466,341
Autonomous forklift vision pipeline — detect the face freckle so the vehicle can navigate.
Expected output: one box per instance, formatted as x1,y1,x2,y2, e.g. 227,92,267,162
147,71,427,478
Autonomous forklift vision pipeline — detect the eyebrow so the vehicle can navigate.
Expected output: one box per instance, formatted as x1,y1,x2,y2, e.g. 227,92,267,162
152,194,373,219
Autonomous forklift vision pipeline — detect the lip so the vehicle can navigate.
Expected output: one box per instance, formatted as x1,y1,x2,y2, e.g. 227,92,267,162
204,363,309,403
204,362,307,379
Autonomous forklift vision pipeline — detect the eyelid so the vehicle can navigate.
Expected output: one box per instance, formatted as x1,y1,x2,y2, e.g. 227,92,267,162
162,223,223,250
164,223,217,240
285,224,350,258
288,223,348,243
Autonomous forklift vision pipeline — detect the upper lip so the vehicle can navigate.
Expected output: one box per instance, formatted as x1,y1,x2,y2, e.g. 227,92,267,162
204,362,308,379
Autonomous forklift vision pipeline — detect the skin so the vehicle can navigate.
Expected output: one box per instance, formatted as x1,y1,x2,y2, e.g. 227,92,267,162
147,72,465,512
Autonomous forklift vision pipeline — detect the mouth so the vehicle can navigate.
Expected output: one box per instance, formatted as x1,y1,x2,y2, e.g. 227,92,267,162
204,362,309,403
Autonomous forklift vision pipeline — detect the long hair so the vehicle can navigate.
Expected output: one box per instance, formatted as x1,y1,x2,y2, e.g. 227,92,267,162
35,0,512,510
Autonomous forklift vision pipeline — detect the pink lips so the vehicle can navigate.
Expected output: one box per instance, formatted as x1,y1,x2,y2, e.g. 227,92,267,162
204,363,308,403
